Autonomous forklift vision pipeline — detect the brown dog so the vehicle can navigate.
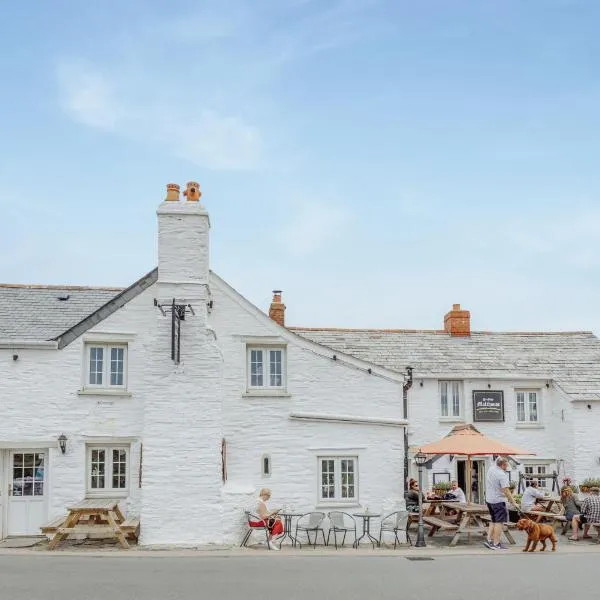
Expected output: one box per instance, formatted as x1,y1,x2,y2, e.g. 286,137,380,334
516,518,557,552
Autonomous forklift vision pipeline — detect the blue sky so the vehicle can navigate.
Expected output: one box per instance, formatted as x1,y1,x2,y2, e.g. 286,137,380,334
1,0,600,332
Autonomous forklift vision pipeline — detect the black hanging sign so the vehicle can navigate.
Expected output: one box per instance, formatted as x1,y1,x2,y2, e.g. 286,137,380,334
472,390,505,422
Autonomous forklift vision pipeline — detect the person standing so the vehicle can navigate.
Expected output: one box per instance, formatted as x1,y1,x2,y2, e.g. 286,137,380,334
484,457,518,550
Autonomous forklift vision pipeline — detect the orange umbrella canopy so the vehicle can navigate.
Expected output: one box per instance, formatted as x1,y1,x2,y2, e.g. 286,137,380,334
418,424,534,457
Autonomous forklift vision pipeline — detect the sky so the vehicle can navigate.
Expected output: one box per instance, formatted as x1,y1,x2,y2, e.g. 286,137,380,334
1,0,600,333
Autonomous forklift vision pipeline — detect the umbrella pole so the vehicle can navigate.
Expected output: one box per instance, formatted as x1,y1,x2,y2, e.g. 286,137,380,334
467,456,472,504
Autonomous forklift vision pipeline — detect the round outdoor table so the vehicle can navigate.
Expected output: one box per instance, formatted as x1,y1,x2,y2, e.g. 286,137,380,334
353,512,381,547
277,513,303,548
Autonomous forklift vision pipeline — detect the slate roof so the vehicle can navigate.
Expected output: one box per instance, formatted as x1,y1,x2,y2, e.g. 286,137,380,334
0,284,124,341
3,271,600,401
290,328,600,402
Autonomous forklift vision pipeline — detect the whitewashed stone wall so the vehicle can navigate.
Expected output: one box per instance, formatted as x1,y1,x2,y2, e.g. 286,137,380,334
210,276,405,545
407,378,577,492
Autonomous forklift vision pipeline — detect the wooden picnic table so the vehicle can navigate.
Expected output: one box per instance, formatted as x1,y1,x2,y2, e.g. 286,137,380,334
48,498,130,550
437,502,515,547
523,497,565,528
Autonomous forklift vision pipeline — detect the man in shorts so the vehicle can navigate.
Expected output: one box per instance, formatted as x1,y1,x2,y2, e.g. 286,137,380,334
484,456,518,550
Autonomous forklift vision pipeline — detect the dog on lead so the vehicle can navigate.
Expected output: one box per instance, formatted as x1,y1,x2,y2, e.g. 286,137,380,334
516,518,558,552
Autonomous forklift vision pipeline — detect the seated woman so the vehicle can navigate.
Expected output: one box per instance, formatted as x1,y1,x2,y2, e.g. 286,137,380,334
561,486,581,535
405,479,426,513
252,488,284,549
521,480,545,512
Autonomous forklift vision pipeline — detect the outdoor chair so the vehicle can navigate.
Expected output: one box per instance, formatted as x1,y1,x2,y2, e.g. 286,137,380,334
295,512,327,547
326,511,357,549
241,511,272,549
379,510,411,548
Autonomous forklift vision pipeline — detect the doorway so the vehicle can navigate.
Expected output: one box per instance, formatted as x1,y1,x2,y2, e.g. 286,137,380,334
3,450,48,537
457,459,486,503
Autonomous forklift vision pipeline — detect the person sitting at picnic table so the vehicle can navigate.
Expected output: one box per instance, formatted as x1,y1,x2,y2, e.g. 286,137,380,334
405,479,426,512
251,488,284,548
521,480,546,512
561,486,581,532
570,486,600,541
446,480,466,503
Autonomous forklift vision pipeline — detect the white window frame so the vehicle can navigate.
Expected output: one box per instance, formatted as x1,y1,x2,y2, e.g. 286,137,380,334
523,463,550,490
317,456,358,504
515,389,540,423
439,380,463,420
246,346,286,391
86,445,130,498
84,343,128,390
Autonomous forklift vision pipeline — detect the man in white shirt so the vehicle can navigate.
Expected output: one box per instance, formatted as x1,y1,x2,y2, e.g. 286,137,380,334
448,480,466,503
521,480,545,512
484,457,518,550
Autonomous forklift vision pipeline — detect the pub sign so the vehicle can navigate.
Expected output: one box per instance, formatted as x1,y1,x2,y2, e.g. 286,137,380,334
472,390,505,422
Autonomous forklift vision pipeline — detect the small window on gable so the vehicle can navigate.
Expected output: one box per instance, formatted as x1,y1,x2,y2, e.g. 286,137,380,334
247,346,286,391
85,343,128,390
262,454,271,477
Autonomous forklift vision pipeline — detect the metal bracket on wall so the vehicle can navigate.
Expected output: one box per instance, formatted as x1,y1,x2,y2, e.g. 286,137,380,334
154,298,195,363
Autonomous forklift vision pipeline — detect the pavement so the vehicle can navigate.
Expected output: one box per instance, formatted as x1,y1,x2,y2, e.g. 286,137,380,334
0,551,597,600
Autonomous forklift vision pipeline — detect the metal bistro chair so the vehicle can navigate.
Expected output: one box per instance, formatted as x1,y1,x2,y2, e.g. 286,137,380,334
327,511,357,549
295,512,327,547
241,511,272,549
379,510,412,548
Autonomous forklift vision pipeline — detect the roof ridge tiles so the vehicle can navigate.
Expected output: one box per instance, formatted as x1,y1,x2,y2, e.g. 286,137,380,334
0,283,125,291
288,326,593,336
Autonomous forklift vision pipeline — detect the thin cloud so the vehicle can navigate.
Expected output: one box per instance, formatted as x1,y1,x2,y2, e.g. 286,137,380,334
56,62,263,171
57,64,120,131
274,200,355,256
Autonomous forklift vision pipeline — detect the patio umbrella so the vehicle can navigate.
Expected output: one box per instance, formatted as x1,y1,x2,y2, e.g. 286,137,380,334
418,424,535,502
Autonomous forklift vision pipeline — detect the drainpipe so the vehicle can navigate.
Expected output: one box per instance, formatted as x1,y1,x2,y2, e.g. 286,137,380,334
403,366,413,494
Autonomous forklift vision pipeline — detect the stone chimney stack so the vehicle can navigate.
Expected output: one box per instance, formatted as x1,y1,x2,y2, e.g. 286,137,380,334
444,303,471,337
157,181,210,299
269,290,286,327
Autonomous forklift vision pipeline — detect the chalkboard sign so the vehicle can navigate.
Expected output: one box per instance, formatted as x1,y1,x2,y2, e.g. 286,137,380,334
472,391,505,422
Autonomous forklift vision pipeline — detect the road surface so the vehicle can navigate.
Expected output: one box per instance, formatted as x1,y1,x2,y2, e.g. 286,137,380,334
0,552,591,599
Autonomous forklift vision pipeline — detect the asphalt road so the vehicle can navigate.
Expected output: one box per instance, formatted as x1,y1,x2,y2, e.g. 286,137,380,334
0,553,592,600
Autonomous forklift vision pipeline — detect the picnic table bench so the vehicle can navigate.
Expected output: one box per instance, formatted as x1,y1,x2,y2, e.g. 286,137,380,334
42,499,138,550
423,516,459,537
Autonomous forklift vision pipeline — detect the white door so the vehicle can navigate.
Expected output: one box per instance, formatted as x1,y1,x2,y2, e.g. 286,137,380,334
7,450,48,536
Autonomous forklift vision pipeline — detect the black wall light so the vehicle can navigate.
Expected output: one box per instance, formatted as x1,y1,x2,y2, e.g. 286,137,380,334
58,434,68,455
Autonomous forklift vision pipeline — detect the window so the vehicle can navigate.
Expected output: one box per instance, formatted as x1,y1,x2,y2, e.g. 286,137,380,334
318,457,358,503
85,344,127,389
87,446,129,496
524,464,548,489
247,347,285,390
261,454,271,477
516,390,539,423
440,381,462,418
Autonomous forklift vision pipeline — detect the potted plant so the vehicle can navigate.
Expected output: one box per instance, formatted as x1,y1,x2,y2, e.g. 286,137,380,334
432,480,452,498
579,478,600,493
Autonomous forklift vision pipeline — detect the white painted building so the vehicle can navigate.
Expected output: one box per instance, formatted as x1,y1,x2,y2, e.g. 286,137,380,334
2,181,600,544
0,182,405,544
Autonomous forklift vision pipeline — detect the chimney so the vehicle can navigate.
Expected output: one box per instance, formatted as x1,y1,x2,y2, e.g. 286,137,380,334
444,303,471,337
157,181,210,290
269,290,286,327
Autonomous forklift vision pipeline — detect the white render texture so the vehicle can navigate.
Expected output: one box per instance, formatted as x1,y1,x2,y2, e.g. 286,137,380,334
3,190,600,544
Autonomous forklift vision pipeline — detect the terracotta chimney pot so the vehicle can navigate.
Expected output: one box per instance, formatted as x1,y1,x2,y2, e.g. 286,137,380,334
165,183,180,201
